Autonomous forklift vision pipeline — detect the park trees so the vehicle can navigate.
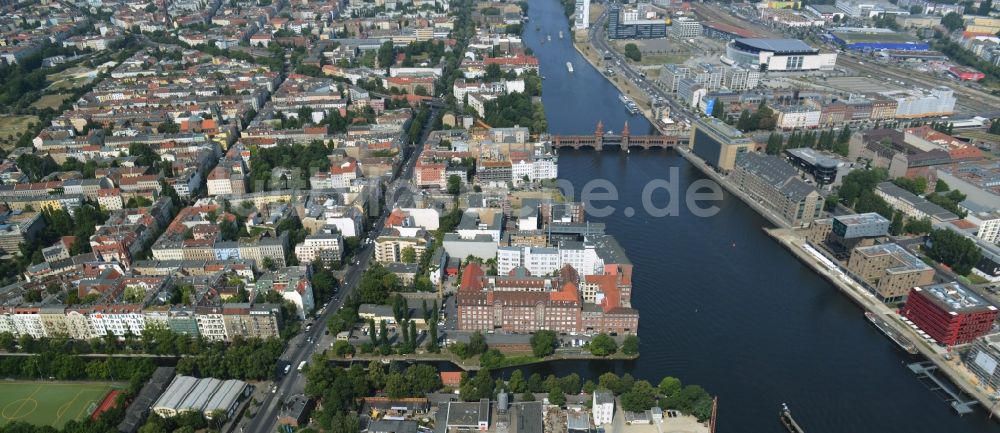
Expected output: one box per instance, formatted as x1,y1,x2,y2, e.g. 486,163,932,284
529,330,557,357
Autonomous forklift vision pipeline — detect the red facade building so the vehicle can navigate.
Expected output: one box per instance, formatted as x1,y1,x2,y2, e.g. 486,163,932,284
901,282,998,346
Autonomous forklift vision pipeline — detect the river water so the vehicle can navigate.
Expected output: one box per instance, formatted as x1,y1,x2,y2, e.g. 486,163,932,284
513,0,999,432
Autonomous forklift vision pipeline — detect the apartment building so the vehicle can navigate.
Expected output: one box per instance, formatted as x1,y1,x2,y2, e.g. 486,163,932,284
730,152,824,227
847,243,934,303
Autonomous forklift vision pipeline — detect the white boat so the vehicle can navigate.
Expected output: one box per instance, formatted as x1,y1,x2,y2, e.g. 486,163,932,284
559,31,564,39
566,62,574,73
547,35,552,41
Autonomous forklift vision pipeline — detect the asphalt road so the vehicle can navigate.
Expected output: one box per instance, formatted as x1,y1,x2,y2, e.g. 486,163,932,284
586,10,693,125
243,106,437,433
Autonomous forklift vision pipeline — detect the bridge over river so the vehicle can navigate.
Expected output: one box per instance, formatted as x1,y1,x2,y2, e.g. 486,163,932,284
551,121,688,151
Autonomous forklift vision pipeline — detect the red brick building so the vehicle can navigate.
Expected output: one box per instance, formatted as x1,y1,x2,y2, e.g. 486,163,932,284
901,282,998,346
456,263,638,335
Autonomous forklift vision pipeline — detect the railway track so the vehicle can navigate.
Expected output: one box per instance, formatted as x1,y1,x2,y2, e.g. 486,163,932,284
838,55,1000,115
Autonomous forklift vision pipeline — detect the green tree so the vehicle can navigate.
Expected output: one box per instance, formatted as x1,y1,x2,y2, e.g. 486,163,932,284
904,217,933,235
736,109,753,132
711,100,726,121
377,41,395,68
508,369,527,393
401,246,417,263
529,330,557,357
622,335,639,355
620,380,656,412
447,175,461,195
935,179,950,192
548,385,566,406
926,228,982,275
588,334,618,356
942,12,964,31
658,376,682,397
623,43,641,62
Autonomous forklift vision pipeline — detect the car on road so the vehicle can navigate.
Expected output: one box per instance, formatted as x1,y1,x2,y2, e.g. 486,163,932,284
283,364,291,375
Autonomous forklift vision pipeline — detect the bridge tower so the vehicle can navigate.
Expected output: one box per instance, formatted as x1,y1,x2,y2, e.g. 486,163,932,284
621,121,630,150
594,120,604,151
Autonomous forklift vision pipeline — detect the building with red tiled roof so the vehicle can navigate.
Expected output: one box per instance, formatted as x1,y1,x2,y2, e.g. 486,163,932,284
456,263,638,335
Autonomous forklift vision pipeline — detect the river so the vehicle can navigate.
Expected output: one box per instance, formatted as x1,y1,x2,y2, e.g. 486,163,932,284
514,0,999,432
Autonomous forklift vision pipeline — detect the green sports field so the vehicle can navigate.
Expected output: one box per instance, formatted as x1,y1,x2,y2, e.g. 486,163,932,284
0,381,118,428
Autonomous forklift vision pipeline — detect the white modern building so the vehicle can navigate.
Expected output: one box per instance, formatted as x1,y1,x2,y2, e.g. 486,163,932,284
593,391,614,425
575,0,591,29
725,38,837,71
294,225,345,265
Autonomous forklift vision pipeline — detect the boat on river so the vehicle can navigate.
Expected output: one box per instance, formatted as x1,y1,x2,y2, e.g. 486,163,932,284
779,404,804,433
865,311,918,355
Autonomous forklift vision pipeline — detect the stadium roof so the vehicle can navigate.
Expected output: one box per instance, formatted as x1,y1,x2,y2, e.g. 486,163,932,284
734,38,816,53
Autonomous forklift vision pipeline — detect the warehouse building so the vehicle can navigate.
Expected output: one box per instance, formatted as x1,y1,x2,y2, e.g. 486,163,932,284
152,375,249,419
829,28,929,51
725,38,837,71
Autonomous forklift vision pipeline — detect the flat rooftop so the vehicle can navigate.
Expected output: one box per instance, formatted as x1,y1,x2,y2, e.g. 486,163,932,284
854,243,931,274
916,282,996,314
834,212,890,227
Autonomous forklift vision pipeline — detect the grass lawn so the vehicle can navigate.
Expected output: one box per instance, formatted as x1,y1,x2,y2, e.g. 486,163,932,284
30,93,71,110
0,381,119,428
0,115,39,149
638,53,691,66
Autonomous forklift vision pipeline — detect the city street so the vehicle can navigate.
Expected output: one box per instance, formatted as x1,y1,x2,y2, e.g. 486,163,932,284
242,105,438,433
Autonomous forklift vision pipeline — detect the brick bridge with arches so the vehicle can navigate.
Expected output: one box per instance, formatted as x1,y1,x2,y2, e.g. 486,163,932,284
551,121,688,151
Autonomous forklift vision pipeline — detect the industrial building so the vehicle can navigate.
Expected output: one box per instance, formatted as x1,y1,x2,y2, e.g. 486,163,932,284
846,243,934,303
729,152,824,227
724,38,837,71
151,375,249,420
829,28,929,51
690,118,754,173
901,282,998,346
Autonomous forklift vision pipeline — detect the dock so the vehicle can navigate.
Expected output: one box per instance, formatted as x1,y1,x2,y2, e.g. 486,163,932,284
766,227,1000,420
908,362,979,415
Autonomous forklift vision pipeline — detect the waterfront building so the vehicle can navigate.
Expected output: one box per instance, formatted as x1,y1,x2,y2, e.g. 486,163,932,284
690,118,754,173
730,152,824,227
574,0,590,29
875,182,959,223
847,243,934,303
456,263,638,335
724,38,837,71
966,334,1000,391
901,282,998,346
